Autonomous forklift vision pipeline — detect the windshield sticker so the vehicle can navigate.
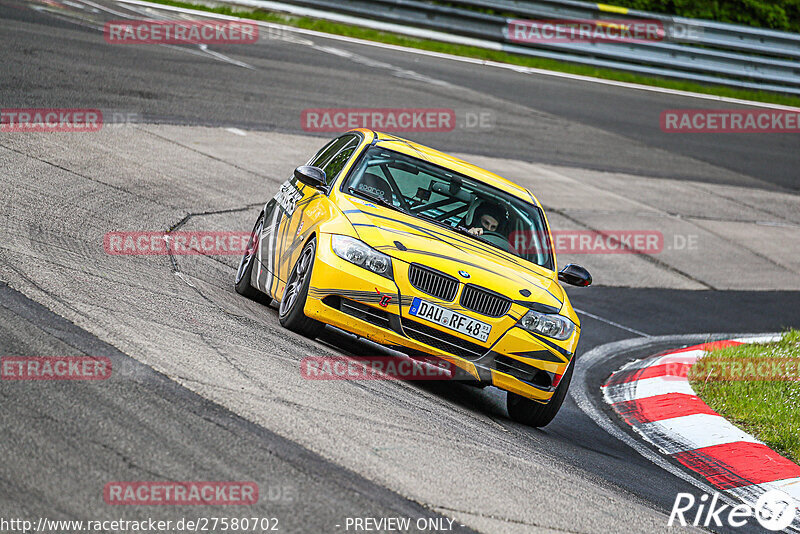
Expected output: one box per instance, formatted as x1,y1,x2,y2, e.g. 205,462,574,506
358,184,386,198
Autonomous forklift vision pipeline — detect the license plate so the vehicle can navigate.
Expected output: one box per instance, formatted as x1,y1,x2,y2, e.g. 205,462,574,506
408,297,491,342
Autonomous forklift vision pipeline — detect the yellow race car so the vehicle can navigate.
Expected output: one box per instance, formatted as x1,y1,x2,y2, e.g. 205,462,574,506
235,129,591,427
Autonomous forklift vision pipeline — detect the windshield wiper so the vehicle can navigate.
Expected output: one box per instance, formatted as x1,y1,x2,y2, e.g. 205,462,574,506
347,187,407,214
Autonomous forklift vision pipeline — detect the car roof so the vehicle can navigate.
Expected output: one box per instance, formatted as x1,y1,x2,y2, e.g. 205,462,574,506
351,129,538,205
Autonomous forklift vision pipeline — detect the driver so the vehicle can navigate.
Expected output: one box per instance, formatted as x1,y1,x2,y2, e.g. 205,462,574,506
467,201,506,236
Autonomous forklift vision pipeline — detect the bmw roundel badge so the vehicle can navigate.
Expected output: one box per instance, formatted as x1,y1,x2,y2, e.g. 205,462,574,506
458,270,470,278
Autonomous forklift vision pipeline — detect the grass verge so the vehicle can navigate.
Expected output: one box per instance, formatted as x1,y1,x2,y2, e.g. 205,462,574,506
689,330,800,464
144,0,800,108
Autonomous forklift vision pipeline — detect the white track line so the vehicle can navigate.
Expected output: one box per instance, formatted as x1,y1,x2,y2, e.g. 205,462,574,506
114,0,800,111
573,307,652,337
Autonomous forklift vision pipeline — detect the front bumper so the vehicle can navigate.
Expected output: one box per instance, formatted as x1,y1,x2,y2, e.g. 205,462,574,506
304,233,578,403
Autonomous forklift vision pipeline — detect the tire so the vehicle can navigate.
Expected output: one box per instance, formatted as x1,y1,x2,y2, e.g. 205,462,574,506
235,213,264,300
278,238,324,338
506,359,574,427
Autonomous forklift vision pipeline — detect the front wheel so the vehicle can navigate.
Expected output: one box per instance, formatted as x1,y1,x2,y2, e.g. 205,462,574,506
278,238,324,338
506,360,574,427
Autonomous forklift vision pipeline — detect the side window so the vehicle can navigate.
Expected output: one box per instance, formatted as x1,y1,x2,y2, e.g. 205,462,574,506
306,135,351,169
320,135,360,185
307,137,347,168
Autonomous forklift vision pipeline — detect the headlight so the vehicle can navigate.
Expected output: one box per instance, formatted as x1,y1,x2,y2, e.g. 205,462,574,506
331,235,393,279
517,310,575,340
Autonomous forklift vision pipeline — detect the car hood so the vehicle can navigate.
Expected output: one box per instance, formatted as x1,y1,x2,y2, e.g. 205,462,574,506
339,197,565,310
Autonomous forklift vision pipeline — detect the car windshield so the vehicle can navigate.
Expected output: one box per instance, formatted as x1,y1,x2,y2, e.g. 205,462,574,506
342,146,553,269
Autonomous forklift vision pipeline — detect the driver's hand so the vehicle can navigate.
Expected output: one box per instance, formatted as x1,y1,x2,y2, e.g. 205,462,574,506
468,227,483,236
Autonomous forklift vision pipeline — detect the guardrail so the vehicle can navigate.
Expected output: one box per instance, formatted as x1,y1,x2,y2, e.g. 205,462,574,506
452,0,800,60
232,0,800,95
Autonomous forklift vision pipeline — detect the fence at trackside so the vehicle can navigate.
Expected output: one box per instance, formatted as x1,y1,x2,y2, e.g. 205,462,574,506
221,0,800,95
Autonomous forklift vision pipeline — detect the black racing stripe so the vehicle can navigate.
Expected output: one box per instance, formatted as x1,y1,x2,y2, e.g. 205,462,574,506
345,209,563,305
525,331,574,361
281,235,306,267
278,191,318,269
357,210,453,244
353,207,522,263
310,288,398,303
355,209,559,286
268,204,283,293
311,289,377,297
401,249,497,275
510,349,567,364
277,210,293,275
350,209,497,257
295,195,315,208
513,301,561,314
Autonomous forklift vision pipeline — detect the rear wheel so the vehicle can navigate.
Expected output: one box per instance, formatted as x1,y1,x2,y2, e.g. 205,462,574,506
506,360,574,427
278,238,324,338
235,213,263,299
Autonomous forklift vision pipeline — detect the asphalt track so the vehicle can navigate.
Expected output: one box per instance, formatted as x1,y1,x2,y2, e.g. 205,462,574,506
1,1,800,533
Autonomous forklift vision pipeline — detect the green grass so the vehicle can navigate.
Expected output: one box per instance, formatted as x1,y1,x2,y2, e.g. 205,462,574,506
145,0,800,108
690,330,800,464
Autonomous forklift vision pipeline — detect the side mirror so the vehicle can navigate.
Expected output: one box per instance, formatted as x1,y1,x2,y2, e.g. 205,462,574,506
294,166,327,190
558,264,592,287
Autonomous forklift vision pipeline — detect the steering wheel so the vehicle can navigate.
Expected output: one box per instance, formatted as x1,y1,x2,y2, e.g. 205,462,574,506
479,231,510,251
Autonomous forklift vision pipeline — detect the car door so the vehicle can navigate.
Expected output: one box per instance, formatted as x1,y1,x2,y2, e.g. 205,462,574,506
256,133,362,299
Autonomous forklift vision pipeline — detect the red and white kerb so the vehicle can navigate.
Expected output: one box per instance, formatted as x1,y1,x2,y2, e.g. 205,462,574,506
603,337,800,515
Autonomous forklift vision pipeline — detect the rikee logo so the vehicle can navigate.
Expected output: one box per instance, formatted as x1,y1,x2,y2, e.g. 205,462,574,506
669,491,797,531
